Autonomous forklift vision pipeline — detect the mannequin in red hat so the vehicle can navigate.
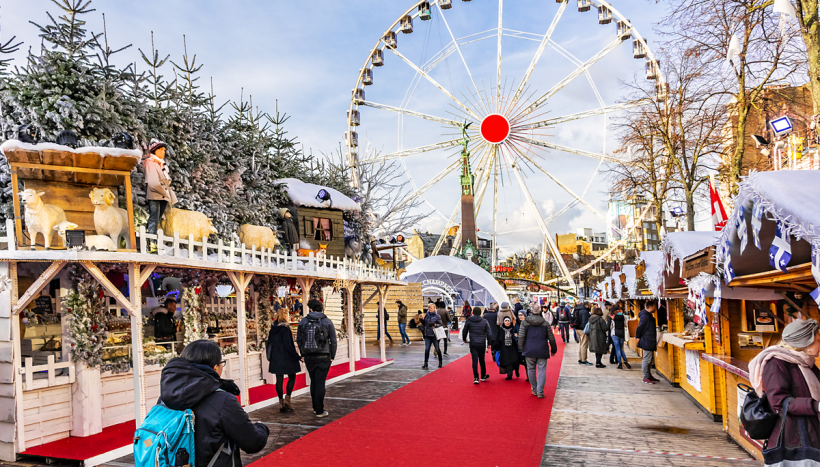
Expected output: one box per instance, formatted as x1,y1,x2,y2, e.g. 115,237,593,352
144,141,178,251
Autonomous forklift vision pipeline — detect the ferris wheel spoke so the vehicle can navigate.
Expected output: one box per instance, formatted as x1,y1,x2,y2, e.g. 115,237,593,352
389,47,481,121
511,0,568,107
513,135,621,164
496,0,503,113
513,100,650,131
512,36,625,123
436,2,491,116
509,160,575,287
360,139,466,165
385,157,464,221
360,100,464,127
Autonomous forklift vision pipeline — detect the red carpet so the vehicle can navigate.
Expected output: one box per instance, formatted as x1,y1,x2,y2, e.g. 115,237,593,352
20,420,135,460
252,342,564,467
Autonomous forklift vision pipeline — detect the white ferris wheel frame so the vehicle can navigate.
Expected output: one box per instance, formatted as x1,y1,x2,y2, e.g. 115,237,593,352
345,0,666,289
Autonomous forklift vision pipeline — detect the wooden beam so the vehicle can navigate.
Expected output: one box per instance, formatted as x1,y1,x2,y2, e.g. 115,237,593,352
80,262,134,313
729,263,813,288
362,290,378,307
13,261,66,315
10,162,131,176
128,263,148,424
377,284,389,363
10,169,23,249
139,264,157,287
125,175,137,250
227,271,252,406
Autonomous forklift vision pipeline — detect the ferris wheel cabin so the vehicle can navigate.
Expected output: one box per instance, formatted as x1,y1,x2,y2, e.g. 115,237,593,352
439,0,452,10
616,20,631,40
371,49,384,67
362,68,373,86
418,2,432,20
633,39,647,59
646,59,660,80
597,5,612,24
400,15,413,34
577,0,591,13
348,110,360,126
383,31,398,49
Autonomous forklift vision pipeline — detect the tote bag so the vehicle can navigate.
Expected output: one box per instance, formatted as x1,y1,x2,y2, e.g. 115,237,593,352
763,398,820,466
434,326,447,340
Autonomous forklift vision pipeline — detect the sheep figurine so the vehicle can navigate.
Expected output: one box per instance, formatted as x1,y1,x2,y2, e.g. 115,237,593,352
19,189,67,250
236,224,280,251
90,187,131,251
159,207,218,240
53,221,117,251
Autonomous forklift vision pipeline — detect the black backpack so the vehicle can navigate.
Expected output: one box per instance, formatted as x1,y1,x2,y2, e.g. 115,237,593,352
302,317,327,353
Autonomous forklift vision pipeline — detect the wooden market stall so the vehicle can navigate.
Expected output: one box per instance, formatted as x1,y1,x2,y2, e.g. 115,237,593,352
0,141,404,465
701,170,820,461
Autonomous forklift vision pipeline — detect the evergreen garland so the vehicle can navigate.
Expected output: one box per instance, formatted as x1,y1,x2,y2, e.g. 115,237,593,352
65,270,108,368
182,286,206,344
253,276,287,347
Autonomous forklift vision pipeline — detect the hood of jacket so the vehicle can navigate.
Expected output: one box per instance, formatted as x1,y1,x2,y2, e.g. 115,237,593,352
639,309,653,320
307,311,327,321
160,357,221,411
467,315,484,324
269,323,291,337
525,314,547,326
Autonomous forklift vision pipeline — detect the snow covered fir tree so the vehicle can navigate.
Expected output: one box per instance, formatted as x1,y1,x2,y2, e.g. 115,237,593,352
0,0,359,241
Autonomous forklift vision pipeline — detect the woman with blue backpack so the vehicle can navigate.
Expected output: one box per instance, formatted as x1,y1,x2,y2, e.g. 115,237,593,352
146,339,270,467
267,307,302,413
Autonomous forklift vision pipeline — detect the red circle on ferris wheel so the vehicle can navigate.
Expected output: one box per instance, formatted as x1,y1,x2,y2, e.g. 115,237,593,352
480,114,511,144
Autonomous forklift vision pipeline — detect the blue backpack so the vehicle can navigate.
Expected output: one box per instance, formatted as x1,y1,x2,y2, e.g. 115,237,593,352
133,403,196,467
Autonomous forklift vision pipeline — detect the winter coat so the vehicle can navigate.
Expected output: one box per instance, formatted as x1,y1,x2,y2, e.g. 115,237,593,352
436,307,451,326
514,302,524,315
296,311,338,359
573,305,590,330
497,308,515,327
397,305,408,325
144,156,178,204
557,306,572,324
588,314,608,354
462,303,473,318
266,321,301,375
519,314,557,359
159,358,269,467
282,217,299,248
612,313,626,340
483,311,500,341
763,358,820,449
422,311,443,338
492,324,519,367
635,309,657,351
462,315,492,347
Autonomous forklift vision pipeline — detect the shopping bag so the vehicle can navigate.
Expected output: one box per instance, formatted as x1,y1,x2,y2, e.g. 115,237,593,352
762,398,820,466
434,326,447,340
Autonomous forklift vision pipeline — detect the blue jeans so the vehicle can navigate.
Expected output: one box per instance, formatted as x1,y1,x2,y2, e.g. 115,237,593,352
611,335,628,364
398,323,409,344
376,321,392,341
558,323,571,342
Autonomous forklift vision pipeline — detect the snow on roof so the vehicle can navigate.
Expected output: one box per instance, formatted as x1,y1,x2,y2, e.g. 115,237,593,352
0,139,142,159
640,250,664,297
662,231,720,268
276,178,361,212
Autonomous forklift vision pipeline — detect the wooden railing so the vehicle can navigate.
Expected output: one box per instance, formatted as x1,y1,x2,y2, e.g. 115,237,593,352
21,355,75,391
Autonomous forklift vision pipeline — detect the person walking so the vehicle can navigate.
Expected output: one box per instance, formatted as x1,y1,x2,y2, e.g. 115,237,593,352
296,299,338,417
605,305,617,365
749,319,820,451
493,316,520,380
574,302,592,365
611,307,631,369
635,300,659,384
436,301,451,356
266,308,301,413
557,302,572,343
462,306,492,384
519,305,558,398
396,300,410,346
158,340,270,467
588,307,608,368
484,304,500,344
422,303,444,369
374,306,394,346
515,310,527,379
462,300,473,319
513,297,524,316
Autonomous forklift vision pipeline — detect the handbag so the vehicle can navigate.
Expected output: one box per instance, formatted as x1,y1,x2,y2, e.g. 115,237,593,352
583,322,590,335
762,397,820,466
494,351,501,367
738,383,779,440
434,326,447,340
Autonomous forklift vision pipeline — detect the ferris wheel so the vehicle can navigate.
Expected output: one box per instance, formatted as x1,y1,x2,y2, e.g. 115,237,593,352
344,0,665,288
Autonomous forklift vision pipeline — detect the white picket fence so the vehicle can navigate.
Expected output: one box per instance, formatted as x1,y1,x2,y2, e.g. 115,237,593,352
20,355,75,391
0,219,398,282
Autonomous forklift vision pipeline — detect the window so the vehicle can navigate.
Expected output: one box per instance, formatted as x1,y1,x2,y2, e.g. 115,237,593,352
313,218,332,241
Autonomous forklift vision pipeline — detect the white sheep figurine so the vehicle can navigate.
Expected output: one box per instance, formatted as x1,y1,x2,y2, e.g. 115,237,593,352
53,221,117,251
90,187,131,251
160,207,218,240
237,224,280,251
19,189,67,250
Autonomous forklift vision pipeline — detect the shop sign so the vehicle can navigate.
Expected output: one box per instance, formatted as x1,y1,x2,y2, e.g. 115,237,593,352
682,248,715,279
421,279,456,297
685,349,702,392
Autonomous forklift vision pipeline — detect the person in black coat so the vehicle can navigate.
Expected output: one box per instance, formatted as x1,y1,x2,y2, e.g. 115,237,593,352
635,300,659,384
483,306,500,343
422,303,444,369
159,340,269,467
462,306,492,383
493,316,519,380
267,309,301,413
296,300,338,417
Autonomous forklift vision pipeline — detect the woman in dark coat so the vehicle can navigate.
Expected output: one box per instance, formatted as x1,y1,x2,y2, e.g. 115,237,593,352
266,309,301,413
750,319,820,452
515,310,527,380
493,316,519,380
588,307,609,369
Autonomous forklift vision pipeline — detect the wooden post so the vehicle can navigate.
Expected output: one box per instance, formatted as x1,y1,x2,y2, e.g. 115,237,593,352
227,272,254,406
377,285,389,363
347,286,355,373
6,262,25,453
297,277,314,317
125,174,136,250
10,170,22,249
128,263,147,424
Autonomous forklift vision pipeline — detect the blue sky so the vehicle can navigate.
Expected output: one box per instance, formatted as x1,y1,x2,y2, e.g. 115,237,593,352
3,0,701,257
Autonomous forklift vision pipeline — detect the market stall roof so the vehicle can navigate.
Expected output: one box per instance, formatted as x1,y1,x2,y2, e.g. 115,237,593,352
640,250,664,297
659,231,721,296
276,178,361,212
716,170,820,281
400,256,509,307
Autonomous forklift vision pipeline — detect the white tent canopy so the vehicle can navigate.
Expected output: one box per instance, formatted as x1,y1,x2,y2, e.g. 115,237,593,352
401,256,510,307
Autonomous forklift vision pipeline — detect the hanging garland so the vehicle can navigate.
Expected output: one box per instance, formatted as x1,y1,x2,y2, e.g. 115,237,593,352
182,286,207,344
65,265,109,368
338,283,364,340
253,276,288,347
